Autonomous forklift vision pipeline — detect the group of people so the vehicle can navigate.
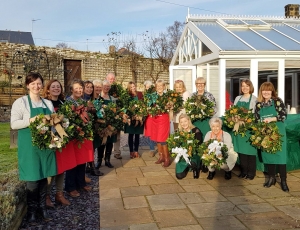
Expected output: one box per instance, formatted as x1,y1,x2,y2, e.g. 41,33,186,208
10,71,289,224
171,78,289,194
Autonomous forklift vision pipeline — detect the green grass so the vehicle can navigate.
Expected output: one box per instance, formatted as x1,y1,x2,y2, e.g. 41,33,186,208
0,123,18,174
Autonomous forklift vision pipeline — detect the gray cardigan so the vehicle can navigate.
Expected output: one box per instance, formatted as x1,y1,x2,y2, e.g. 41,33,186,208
11,96,54,130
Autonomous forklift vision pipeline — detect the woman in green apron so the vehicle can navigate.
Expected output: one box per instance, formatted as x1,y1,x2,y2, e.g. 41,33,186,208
95,80,117,168
192,77,217,173
233,79,257,180
254,82,289,192
175,114,203,179
11,73,56,224
124,81,144,158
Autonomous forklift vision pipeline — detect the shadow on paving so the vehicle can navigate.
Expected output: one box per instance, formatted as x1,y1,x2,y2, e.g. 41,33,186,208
18,173,99,230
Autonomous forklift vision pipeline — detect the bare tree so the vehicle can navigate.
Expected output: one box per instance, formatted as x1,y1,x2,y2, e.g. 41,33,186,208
56,42,72,49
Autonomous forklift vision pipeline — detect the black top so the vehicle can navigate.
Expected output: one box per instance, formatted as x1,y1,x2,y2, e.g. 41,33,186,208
192,127,203,144
51,99,64,112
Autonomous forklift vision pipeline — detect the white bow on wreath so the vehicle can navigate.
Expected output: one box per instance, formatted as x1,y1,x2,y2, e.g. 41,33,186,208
172,147,191,164
208,140,224,158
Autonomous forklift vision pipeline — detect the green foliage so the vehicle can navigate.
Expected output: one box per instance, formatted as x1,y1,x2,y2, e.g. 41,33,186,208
184,94,215,122
109,83,131,109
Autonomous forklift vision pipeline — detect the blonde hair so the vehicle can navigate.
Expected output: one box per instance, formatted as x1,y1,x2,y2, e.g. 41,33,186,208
257,82,277,102
195,77,206,85
178,114,195,131
240,79,254,94
93,79,103,86
174,80,187,93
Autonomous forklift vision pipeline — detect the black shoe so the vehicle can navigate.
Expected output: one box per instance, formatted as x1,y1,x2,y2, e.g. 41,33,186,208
105,161,114,168
264,177,276,187
202,165,208,173
238,173,246,178
39,208,52,221
95,161,102,169
90,168,104,176
27,212,37,225
245,175,254,180
207,171,215,180
281,180,289,192
225,171,232,180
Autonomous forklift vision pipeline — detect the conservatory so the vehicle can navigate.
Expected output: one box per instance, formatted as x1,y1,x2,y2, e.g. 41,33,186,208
170,14,300,116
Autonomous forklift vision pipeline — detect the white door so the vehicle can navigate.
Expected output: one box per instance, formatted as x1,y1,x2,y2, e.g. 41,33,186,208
169,66,196,93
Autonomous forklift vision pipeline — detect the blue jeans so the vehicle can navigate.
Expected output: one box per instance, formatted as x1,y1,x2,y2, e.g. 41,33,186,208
146,136,156,151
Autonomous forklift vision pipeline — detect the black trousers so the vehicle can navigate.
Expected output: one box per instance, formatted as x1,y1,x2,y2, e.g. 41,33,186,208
266,164,287,180
98,143,113,161
65,163,86,192
128,134,140,152
239,153,256,177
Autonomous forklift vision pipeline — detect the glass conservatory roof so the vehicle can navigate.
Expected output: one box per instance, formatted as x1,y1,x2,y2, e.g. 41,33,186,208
190,16,300,51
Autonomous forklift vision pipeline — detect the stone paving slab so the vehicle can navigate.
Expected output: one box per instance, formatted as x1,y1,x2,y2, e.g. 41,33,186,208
177,192,206,204
120,185,153,197
151,183,185,194
244,184,292,199
130,223,159,230
123,196,149,209
216,185,253,197
182,184,216,193
100,198,124,212
197,215,247,230
100,188,121,200
188,202,243,218
265,196,300,206
137,175,177,186
235,211,300,229
237,202,277,213
227,195,265,205
100,178,139,190
153,209,198,228
199,191,228,202
161,225,203,230
276,204,300,221
147,194,186,211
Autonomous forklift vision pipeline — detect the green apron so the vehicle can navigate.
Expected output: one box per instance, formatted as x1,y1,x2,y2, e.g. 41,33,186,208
18,95,57,181
175,130,201,174
193,118,210,137
124,96,144,135
232,95,257,155
260,100,287,164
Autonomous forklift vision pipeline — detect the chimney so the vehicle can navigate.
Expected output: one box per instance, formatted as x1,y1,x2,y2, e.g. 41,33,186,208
285,4,300,17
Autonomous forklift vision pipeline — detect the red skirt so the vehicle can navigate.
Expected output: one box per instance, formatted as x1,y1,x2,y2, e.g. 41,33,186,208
56,140,77,174
151,113,170,142
144,115,153,137
74,139,94,165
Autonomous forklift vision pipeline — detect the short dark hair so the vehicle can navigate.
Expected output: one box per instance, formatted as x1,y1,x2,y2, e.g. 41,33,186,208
25,72,44,86
69,79,84,92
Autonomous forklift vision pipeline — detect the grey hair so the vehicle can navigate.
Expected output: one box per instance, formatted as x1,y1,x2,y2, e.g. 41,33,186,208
209,117,223,127
144,80,153,87
102,80,111,86
93,79,103,86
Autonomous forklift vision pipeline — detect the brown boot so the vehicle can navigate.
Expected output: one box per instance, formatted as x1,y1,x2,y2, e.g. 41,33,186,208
55,191,70,206
85,175,91,183
162,144,170,167
130,152,135,159
134,152,140,158
46,195,54,208
155,143,164,164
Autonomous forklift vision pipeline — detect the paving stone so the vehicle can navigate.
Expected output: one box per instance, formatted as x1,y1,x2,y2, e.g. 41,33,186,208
178,192,206,204
151,183,185,194
188,202,242,218
140,165,167,173
121,158,146,167
176,178,209,186
100,188,121,200
265,196,300,206
147,194,186,211
161,225,203,230
216,185,252,197
205,176,248,187
120,185,153,197
244,184,292,199
143,171,170,177
137,175,177,186
276,204,300,221
243,177,266,185
286,180,300,191
153,209,198,228
130,223,159,230
182,184,215,192
124,196,148,209
100,198,124,212
235,211,300,229
227,195,265,205
115,167,144,178
198,215,247,230
100,208,153,228
100,178,139,190
199,191,227,202
101,226,129,230
237,202,276,213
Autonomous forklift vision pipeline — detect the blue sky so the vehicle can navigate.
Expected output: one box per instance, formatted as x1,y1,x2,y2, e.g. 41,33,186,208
0,0,295,53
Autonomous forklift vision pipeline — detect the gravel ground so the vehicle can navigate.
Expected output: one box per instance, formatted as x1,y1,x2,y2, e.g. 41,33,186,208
18,173,100,230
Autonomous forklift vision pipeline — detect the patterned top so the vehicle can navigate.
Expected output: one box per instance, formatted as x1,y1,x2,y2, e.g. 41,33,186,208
192,90,217,115
254,98,287,122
